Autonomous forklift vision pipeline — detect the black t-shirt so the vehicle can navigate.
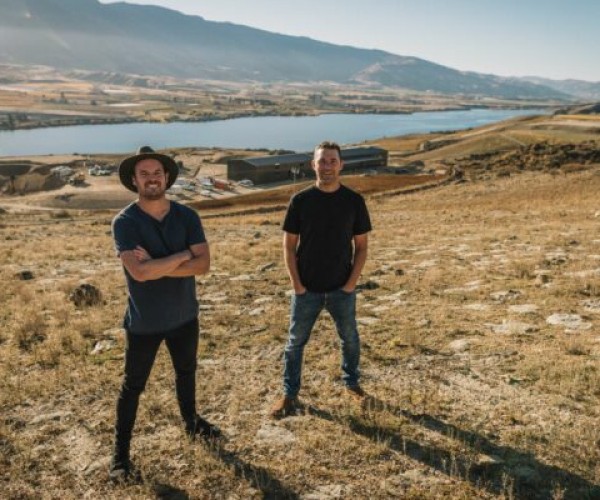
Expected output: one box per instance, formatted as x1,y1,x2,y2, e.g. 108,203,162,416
112,201,206,334
283,184,372,292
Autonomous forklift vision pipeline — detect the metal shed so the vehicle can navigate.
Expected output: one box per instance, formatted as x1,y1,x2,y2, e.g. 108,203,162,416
227,146,388,185
227,153,311,185
340,146,388,171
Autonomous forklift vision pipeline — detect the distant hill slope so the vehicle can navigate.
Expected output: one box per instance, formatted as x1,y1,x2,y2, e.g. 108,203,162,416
0,0,571,100
520,77,600,100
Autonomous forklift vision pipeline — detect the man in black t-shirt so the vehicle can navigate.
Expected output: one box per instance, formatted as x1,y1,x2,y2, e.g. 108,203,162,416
270,141,372,418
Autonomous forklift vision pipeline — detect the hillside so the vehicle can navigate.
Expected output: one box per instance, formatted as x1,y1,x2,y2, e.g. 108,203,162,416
521,76,600,100
1,115,600,497
1,165,599,498
0,0,569,100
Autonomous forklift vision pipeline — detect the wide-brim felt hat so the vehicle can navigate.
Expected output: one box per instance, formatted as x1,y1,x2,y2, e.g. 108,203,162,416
118,145,179,192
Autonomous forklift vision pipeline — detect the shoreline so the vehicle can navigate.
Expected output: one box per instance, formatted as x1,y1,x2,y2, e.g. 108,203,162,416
0,103,552,133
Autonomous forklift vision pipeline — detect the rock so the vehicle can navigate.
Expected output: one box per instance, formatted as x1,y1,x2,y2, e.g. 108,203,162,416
490,290,522,302
581,299,600,313
202,292,228,302
254,297,273,304
546,313,591,331
487,320,537,334
248,307,265,316
16,269,34,280
258,262,276,272
230,274,254,281
472,454,504,473
357,280,380,291
370,266,391,276
255,424,296,445
508,304,539,314
448,339,471,352
30,411,73,425
91,339,116,355
357,317,380,326
69,283,102,307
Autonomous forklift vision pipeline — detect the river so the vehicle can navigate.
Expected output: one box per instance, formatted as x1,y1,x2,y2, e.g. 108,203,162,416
0,108,543,156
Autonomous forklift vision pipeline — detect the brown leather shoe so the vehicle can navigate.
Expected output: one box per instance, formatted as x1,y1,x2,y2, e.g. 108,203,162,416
269,396,298,419
345,385,367,401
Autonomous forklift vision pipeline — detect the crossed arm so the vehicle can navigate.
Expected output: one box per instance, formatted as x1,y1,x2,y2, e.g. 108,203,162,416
119,242,210,282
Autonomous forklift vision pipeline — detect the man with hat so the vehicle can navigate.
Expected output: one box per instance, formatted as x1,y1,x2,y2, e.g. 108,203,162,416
110,146,220,482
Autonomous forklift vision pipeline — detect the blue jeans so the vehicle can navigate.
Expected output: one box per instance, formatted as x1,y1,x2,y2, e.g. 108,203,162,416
283,289,360,398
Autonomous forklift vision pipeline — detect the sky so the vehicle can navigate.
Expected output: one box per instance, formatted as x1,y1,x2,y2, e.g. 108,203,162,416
98,0,600,82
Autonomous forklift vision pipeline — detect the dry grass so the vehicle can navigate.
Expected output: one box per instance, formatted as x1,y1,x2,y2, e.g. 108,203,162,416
1,166,600,498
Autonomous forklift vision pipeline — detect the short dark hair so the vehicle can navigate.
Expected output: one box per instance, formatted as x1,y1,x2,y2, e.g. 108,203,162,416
314,141,341,157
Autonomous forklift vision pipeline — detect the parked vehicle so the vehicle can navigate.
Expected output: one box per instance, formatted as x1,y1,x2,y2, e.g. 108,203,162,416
88,165,112,176
209,177,233,191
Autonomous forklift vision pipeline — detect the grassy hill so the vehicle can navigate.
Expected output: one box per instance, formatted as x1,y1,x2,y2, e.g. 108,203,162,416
1,116,600,497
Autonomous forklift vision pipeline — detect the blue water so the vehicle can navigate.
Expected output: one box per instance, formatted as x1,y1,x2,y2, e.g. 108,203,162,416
0,108,543,156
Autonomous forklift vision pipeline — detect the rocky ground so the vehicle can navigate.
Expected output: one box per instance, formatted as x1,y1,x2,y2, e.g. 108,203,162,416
1,165,599,498
445,140,600,180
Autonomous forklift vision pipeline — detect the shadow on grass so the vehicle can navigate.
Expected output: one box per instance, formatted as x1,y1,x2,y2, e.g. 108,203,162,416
308,397,600,500
207,442,300,500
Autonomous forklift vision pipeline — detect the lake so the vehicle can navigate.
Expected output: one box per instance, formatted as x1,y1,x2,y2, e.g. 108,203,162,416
0,108,543,156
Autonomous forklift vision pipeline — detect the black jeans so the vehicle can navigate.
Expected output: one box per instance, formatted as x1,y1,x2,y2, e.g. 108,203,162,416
113,318,199,456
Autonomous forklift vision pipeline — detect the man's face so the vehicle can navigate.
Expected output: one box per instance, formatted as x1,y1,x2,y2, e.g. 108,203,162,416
132,158,168,200
312,147,343,186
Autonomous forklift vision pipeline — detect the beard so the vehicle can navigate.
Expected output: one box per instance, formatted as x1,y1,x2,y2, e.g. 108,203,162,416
138,183,166,200
318,172,337,184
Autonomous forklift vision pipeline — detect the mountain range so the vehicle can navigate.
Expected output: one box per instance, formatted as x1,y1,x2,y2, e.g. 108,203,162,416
0,0,595,100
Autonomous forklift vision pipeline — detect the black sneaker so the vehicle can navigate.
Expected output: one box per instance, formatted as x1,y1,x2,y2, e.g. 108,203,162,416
109,457,142,484
187,414,222,441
